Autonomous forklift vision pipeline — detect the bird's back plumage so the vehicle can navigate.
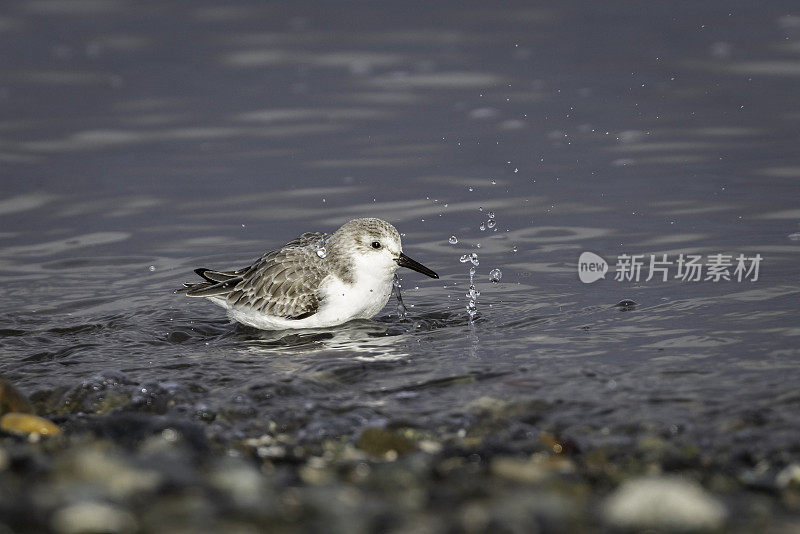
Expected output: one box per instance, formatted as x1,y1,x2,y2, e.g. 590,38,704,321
180,232,329,320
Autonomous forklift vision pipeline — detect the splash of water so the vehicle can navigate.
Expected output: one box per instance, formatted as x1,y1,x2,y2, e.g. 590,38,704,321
393,273,408,319
466,253,480,320
487,211,497,231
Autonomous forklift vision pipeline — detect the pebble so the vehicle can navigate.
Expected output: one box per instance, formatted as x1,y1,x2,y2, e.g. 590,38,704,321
209,458,268,508
0,377,33,415
602,476,727,531
776,463,800,489
63,447,162,499
0,412,61,437
356,427,416,457
299,461,335,486
491,454,575,485
51,501,136,534
490,457,549,484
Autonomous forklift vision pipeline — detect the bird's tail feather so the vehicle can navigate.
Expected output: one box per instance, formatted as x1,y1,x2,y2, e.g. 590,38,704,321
175,267,243,297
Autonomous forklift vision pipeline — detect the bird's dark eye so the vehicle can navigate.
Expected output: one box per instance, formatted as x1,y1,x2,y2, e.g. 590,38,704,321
371,241,381,249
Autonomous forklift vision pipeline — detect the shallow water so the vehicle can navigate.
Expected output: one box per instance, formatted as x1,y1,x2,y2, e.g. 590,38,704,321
1,1,800,532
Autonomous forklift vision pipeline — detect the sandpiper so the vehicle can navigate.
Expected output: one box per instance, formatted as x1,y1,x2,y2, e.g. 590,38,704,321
177,218,438,330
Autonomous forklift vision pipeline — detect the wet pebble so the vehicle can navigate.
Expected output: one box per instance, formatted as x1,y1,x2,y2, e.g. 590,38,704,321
602,476,726,531
0,377,34,415
56,371,134,415
0,412,61,437
356,427,416,457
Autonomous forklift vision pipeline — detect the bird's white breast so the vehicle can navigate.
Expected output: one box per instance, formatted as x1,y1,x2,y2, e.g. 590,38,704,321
319,271,393,322
314,251,397,324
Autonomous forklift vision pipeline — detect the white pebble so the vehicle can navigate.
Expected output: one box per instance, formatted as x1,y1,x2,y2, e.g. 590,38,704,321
603,477,726,531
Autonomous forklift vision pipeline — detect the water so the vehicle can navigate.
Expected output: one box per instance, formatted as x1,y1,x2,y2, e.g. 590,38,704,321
392,273,408,320
1,1,799,531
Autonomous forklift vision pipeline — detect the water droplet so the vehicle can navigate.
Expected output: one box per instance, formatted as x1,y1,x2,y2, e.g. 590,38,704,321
449,235,458,245
459,254,470,263
490,179,497,185
487,218,496,229
316,248,327,258
468,187,474,192
489,268,502,283
393,273,407,319
514,168,519,173
479,222,486,231
465,253,480,319
512,246,518,252
148,265,156,272
478,206,484,212
488,211,495,218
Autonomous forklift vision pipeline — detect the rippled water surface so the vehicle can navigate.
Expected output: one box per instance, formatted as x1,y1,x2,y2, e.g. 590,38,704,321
1,1,799,532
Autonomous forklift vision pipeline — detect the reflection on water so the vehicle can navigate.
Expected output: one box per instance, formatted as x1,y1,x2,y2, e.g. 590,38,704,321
1,1,799,531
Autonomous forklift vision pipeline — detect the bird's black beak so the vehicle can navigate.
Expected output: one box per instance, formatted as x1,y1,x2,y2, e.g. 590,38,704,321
396,252,439,279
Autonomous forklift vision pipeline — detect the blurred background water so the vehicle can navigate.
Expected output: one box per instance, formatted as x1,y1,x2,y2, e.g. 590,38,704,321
1,1,799,532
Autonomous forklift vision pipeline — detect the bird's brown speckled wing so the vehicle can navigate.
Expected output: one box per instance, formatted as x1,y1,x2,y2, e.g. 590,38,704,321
180,232,328,320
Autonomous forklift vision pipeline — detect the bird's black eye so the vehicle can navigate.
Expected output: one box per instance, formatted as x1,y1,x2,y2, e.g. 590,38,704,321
371,241,381,249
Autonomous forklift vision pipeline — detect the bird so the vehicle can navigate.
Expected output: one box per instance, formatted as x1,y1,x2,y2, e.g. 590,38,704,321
177,218,438,330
